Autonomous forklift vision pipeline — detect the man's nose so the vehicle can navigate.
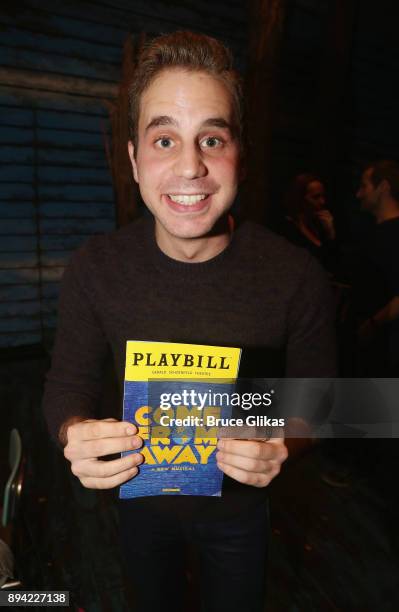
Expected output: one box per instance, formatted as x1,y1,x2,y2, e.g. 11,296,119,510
173,143,207,179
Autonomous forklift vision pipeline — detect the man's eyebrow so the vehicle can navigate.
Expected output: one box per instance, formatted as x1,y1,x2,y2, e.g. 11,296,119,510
200,117,232,130
145,116,179,131
145,116,233,132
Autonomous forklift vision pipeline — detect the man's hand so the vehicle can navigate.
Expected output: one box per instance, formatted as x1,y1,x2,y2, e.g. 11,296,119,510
216,437,288,487
315,209,336,240
63,418,143,489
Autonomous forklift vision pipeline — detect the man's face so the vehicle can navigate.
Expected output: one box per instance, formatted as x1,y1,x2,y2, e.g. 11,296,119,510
356,168,380,212
128,69,241,244
305,180,326,211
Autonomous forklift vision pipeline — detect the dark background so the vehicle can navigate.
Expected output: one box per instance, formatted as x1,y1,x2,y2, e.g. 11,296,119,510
1,1,398,610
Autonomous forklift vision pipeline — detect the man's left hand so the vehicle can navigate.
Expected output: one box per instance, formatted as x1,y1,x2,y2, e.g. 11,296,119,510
216,438,288,487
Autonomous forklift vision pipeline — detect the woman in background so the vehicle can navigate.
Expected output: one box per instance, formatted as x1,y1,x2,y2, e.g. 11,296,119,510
280,173,337,274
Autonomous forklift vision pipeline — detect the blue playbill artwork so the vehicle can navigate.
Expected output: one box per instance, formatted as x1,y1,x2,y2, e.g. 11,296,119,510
119,341,241,499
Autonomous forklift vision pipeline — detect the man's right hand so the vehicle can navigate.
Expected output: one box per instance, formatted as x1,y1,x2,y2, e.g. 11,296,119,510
62,418,143,489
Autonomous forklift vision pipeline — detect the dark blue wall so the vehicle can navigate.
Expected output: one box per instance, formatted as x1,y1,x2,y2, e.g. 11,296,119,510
0,1,249,348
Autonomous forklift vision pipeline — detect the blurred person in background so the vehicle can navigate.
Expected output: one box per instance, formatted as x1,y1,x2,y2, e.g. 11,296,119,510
279,173,338,275
355,159,399,376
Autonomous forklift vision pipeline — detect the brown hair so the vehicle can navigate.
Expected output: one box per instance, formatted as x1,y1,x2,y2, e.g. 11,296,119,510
283,173,323,219
128,31,244,153
366,160,399,201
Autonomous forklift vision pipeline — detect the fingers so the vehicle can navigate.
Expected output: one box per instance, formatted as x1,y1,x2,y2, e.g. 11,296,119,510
217,461,278,487
216,450,279,475
62,418,146,490
65,433,142,461
216,438,288,488
80,464,141,489
71,452,143,480
68,419,137,442
217,438,287,462
71,451,144,490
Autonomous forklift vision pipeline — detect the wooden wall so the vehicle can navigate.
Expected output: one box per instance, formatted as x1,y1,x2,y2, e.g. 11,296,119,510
1,1,398,349
0,1,249,349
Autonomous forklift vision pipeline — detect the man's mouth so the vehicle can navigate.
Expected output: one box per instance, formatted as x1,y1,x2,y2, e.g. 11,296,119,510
167,193,209,206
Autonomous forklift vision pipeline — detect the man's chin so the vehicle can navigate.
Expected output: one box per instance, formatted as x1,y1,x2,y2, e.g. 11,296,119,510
160,216,219,240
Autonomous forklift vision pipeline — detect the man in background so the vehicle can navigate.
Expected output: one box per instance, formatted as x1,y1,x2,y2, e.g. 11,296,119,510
356,160,399,375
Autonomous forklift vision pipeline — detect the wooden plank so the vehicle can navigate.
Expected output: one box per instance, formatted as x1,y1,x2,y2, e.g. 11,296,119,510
0,166,112,187
0,107,34,127
37,128,104,149
0,253,38,270
1,25,123,63
0,236,37,252
41,267,65,283
42,282,60,299
0,67,117,99
0,85,109,114
39,202,114,219
0,317,41,332
0,183,35,200
0,268,40,285
41,252,70,267
0,126,32,145
40,234,91,250
0,126,105,152
0,8,126,46
20,0,246,44
0,146,34,164
38,184,114,202
0,332,42,348
28,0,246,27
41,297,58,314
0,46,120,83
38,166,112,185
36,109,106,133
0,284,39,301
0,300,41,317
0,165,34,183
0,202,35,219
37,148,108,167
0,219,36,235
40,218,113,233
42,313,57,328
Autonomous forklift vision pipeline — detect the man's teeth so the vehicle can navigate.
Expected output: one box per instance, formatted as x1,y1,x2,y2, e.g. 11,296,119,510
168,194,208,205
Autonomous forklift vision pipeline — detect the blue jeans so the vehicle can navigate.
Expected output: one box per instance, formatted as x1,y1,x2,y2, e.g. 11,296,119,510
118,498,269,612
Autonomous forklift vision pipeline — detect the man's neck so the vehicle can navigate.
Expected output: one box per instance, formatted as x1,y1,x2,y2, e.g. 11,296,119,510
155,217,233,263
375,198,399,224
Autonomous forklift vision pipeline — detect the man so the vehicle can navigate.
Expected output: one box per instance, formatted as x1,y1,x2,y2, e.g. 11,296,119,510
43,31,335,611
356,160,399,375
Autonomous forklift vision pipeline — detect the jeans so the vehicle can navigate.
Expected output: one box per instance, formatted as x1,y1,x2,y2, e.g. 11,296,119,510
118,498,269,612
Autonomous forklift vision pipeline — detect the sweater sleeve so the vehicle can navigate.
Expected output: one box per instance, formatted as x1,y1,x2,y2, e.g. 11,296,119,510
285,254,337,377
42,245,110,445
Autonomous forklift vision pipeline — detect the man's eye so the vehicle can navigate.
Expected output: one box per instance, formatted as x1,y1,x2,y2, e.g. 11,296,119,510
201,136,223,149
155,137,174,149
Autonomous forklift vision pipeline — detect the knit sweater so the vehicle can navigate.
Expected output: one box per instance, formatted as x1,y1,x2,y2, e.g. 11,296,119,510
43,215,336,518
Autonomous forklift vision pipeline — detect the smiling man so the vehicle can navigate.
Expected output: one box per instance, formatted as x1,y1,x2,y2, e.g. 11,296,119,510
129,62,242,263
43,31,336,611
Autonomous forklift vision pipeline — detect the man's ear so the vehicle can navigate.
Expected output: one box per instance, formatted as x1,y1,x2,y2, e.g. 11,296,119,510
128,141,139,183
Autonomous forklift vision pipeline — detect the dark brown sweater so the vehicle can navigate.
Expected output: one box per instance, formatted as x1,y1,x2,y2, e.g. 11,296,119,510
43,215,336,518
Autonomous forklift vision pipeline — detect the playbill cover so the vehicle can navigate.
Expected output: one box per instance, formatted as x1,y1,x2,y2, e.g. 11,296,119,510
119,341,241,499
